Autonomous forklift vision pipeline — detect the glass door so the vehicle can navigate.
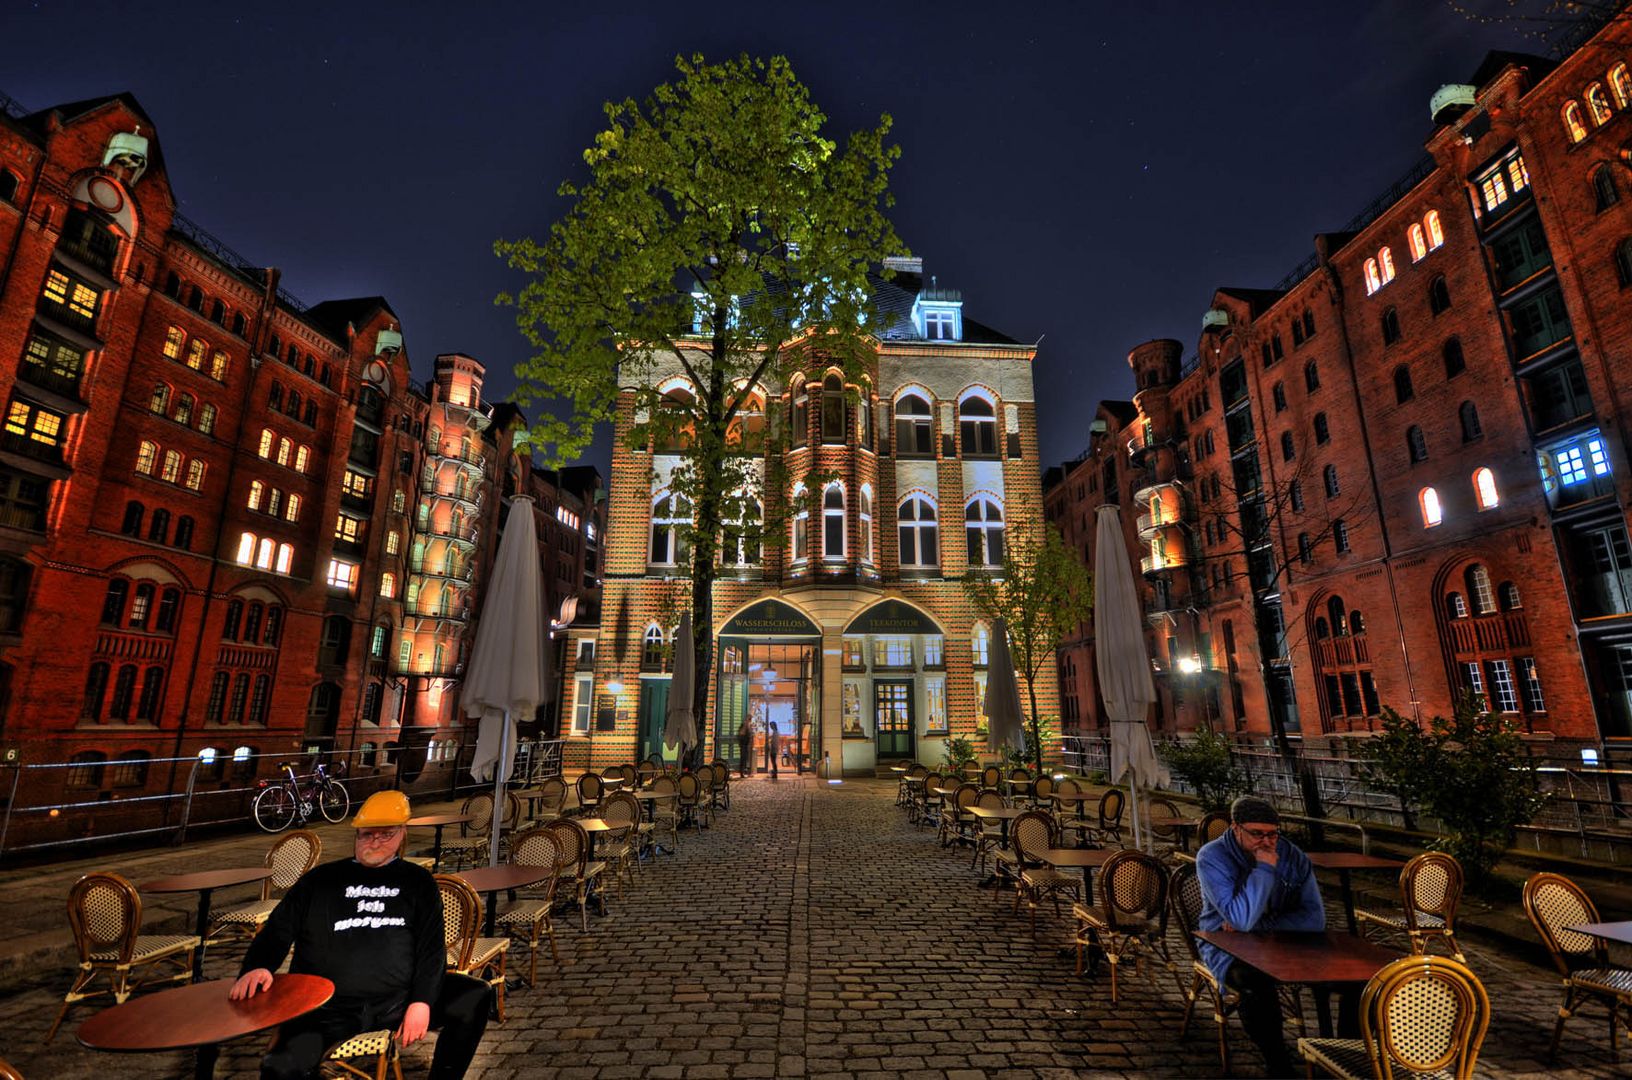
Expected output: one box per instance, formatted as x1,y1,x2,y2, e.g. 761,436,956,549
874,680,914,760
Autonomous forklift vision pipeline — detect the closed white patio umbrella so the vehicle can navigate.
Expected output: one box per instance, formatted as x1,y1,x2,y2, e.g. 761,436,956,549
985,617,1027,758
465,495,546,866
1093,505,1170,851
664,612,698,761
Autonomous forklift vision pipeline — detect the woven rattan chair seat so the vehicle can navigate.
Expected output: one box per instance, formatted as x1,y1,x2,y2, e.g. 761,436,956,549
496,899,551,926
468,938,509,967
328,1029,394,1057
89,934,198,964
1020,867,1080,889
212,899,277,925
1071,904,1160,934
1572,966,1632,996
1357,909,1446,930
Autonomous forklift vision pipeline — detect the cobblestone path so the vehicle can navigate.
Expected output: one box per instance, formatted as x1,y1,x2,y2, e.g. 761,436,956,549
3,776,1628,1077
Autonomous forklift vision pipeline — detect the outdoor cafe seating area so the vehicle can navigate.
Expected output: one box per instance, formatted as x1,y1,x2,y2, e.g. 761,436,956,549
36,758,734,1079
895,759,1632,1078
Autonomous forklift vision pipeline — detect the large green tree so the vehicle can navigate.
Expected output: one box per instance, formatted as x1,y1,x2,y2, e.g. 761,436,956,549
496,55,902,761
964,520,1093,777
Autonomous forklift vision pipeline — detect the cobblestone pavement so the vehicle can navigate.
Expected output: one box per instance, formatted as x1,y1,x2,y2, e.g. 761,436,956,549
3,776,1630,1078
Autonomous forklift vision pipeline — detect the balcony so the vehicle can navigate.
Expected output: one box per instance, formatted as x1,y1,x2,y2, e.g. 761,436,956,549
1136,510,1185,539
1574,569,1632,619
1315,634,1371,668
0,431,64,467
1447,612,1531,654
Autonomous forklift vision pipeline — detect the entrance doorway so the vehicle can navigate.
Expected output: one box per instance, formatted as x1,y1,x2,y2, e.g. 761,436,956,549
636,678,678,764
718,640,819,773
874,680,914,760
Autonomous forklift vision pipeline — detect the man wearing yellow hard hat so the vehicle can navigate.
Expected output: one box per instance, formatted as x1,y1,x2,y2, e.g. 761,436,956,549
230,790,492,1078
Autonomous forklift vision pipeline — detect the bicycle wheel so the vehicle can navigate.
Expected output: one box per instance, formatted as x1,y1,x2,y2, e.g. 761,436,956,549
319,780,351,823
253,785,297,832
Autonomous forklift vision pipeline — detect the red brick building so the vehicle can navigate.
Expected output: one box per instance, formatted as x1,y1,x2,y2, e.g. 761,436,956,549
1046,16,1632,752
0,93,601,845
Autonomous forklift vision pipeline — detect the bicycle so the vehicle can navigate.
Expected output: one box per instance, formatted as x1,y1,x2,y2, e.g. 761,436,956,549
252,761,350,832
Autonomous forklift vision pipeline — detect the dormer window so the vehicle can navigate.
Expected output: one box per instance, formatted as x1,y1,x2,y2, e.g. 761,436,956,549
924,309,956,340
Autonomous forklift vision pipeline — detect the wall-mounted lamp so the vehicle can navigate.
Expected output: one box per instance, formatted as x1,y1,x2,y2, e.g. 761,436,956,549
606,678,624,695
1177,656,1202,675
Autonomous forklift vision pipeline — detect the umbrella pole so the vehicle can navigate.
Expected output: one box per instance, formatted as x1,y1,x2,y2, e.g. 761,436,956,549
488,710,509,867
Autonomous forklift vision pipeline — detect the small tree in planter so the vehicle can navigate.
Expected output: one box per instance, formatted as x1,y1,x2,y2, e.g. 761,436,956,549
1159,726,1249,813
1359,696,1547,886
941,736,978,774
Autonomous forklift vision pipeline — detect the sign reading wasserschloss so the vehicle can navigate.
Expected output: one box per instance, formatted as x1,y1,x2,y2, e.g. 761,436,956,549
720,599,821,637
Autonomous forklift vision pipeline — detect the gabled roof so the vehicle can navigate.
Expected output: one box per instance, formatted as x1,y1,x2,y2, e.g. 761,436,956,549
1214,287,1286,317
11,92,167,173
1470,49,1556,90
303,297,399,341
1100,400,1137,425
869,271,1022,346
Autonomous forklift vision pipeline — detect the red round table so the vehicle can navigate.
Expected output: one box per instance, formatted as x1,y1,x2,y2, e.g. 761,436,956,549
143,866,275,981
77,972,333,1078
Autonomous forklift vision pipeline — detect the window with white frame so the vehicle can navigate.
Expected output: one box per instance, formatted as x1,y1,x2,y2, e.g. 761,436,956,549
822,483,845,561
959,397,998,457
858,484,874,563
572,674,593,735
1487,658,1520,712
893,393,933,457
972,621,991,667
722,497,761,567
326,559,359,591
650,491,691,566
965,498,1005,566
898,495,938,567
791,483,809,562
924,675,948,733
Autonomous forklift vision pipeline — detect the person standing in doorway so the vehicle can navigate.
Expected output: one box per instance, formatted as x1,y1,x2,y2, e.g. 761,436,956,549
766,719,779,779
737,717,754,778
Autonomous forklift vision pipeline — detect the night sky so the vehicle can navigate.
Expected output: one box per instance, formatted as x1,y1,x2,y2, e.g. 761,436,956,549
9,1,1543,471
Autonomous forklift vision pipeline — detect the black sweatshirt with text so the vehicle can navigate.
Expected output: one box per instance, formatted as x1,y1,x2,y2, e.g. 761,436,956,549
242,857,444,1014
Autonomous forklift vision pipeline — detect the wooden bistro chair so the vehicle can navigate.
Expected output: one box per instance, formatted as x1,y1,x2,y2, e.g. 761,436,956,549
1170,861,1241,1074
495,825,563,986
543,818,607,931
636,760,659,789
980,764,1003,792
441,792,520,870
676,772,709,830
574,772,606,817
970,789,1010,877
1356,851,1467,962
1147,796,1184,853
530,776,568,822
917,772,946,830
1084,788,1127,847
938,782,981,849
434,874,509,1023
646,773,682,856
1523,870,1632,1063
1011,809,1083,933
693,765,718,828
46,872,200,1043
209,829,321,948
1298,954,1490,1080
710,758,732,811
899,763,927,810
322,1027,404,1080
598,791,644,894
1029,774,1056,811
1072,849,1170,1002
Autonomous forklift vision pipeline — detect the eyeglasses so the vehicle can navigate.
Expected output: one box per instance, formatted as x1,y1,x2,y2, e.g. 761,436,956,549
1238,826,1280,841
358,828,404,844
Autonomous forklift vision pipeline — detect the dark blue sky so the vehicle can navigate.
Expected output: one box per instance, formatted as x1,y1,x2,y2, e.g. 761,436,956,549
9,1,1542,469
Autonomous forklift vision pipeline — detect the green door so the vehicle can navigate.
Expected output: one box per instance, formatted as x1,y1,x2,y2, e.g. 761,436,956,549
638,679,674,763
874,680,914,760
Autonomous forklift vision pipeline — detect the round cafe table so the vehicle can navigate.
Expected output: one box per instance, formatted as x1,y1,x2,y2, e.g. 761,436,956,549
456,863,554,935
407,812,475,870
78,972,333,1079
142,867,274,982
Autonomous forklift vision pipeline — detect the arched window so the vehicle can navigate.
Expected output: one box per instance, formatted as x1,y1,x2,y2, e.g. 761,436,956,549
1500,581,1522,610
1351,610,1367,635
149,384,169,414
1298,532,1313,564
1468,565,1497,614
1394,365,1414,403
1588,82,1613,126
1420,486,1443,527
1314,617,1330,639
1364,258,1382,295
1447,592,1468,619
1407,425,1428,463
789,377,808,449
257,429,274,458
1327,596,1348,636
129,583,154,629
1333,518,1350,554
1379,246,1396,283
1590,164,1620,215
136,666,164,721
223,599,243,640
965,498,1005,567
894,393,933,456
275,543,293,575
1460,401,1482,442
1324,464,1340,498
1408,223,1428,262
100,579,128,626
791,482,809,562
859,484,875,563
1280,431,1295,462
722,497,761,567
822,483,846,560
285,493,301,522
1473,466,1499,509
1313,413,1330,445
821,373,846,443
380,572,396,598
898,496,939,568
276,437,291,467
1273,381,1287,412
135,440,157,475
1428,276,1451,315
148,508,170,544
255,537,274,570
173,393,194,426
971,621,991,667
1425,210,1444,249
1290,480,1305,513
109,664,137,720
248,675,271,727
174,516,194,551
1381,307,1401,344
82,662,109,720
198,403,216,435
1564,101,1589,143
1305,361,1320,392
248,480,264,511
287,390,302,418
156,587,180,633
649,491,690,566
1617,239,1632,287
1612,62,1632,109
959,397,998,456
1443,337,1466,378
121,500,144,536
641,624,667,672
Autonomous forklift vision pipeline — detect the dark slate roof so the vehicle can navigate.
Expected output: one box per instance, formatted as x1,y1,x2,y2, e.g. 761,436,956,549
1215,287,1286,316
1101,400,1137,425
869,270,1022,346
303,297,398,341
13,92,167,173
1471,49,1557,90
488,402,526,431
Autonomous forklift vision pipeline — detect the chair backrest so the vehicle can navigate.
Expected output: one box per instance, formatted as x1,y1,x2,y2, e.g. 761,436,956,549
1148,797,1182,841
1099,849,1169,932
981,765,1002,789
1032,775,1055,802
603,791,641,835
1198,811,1230,845
1055,777,1082,797
696,764,715,790
66,872,140,966
649,773,678,796
511,824,561,870
1011,809,1058,864
460,791,495,836
433,874,480,970
264,829,321,897
1008,766,1031,782
620,764,639,785
677,773,701,803
922,772,943,798
1363,955,1491,1079
951,783,979,816
711,759,731,781
539,776,568,811
577,772,604,805
960,761,982,781
542,819,589,876
1099,788,1126,828
1523,871,1606,976
1168,862,1206,963
975,789,1006,810
637,761,658,786
1401,851,1463,930
906,763,928,780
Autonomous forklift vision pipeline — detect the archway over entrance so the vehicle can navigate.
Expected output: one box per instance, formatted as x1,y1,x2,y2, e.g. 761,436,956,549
842,600,947,767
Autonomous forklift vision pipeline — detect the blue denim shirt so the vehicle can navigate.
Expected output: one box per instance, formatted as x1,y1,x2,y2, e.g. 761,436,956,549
1194,830,1325,985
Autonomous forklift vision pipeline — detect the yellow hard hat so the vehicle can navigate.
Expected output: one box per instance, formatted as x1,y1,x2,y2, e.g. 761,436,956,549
352,790,412,828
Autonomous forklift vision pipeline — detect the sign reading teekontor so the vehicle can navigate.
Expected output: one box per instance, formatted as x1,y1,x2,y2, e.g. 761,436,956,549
844,599,942,636
720,598,820,637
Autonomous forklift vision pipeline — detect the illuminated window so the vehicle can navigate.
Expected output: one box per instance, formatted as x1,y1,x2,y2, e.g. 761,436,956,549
822,482,845,560
185,459,205,491
211,351,229,381
1419,487,1443,527
858,484,875,563
385,530,400,555
1468,564,1497,614
1474,467,1499,510
334,515,364,543
294,446,310,473
965,497,1005,567
186,339,207,371
791,483,809,562
721,497,760,567
326,559,359,591
284,492,300,521
1480,170,1508,211
1587,83,1613,126
236,532,255,565
898,495,938,568
342,470,369,499
1364,258,1382,295
173,393,193,425
1378,246,1396,284
136,440,157,475
872,636,913,667
1554,436,1611,485
42,268,99,324
198,403,216,435
161,449,181,483
1408,223,1427,262
1613,63,1632,109
252,537,273,570
275,544,293,575
380,572,396,599
650,491,691,566
924,675,948,733
923,308,956,340
972,621,991,667
149,384,169,414
1564,101,1589,143
247,480,264,511
258,429,274,458
1448,592,1468,619
276,437,291,467
163,326,185,359
1425,210,1444,249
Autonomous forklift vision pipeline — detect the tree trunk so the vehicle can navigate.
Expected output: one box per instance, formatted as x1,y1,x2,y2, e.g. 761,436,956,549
1025,677,1043,778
